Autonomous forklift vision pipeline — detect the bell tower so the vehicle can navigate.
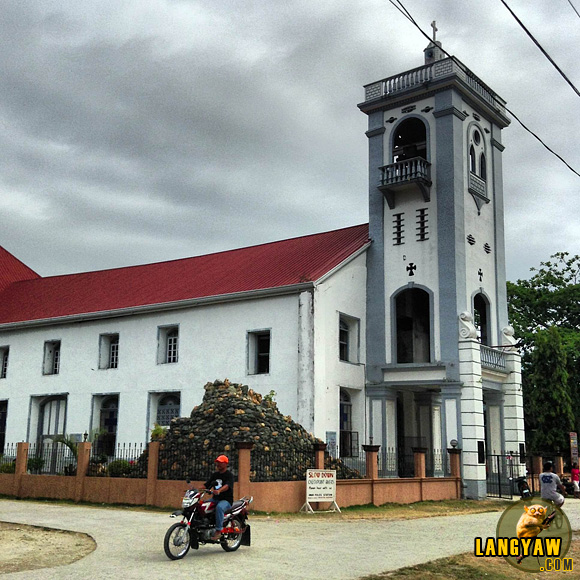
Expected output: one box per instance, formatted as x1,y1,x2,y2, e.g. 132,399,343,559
359,38,525,498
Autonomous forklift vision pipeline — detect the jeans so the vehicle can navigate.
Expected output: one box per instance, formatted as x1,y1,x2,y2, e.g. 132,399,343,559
214,499,231,531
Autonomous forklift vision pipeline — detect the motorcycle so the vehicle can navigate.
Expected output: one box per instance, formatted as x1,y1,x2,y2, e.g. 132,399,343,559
164,484,253,560
512,474,532,499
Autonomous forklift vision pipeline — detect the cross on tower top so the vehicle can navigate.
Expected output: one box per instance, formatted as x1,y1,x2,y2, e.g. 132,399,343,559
431,20,438,41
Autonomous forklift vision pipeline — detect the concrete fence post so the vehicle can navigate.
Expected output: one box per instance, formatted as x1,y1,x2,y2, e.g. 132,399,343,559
15,442,29,497
236,441,253,499
555,455,565,476
74,442,92,502
314,443,327,469
447,448,462,499
412,447,427,479
362,445,380,480
146,441,160,506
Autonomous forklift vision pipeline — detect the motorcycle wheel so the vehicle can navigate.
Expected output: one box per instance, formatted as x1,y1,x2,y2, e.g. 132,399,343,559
164,522,191,560
220,518,244,552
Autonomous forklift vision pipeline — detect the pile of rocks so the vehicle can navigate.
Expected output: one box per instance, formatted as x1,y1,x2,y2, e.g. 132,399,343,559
156,379,362,481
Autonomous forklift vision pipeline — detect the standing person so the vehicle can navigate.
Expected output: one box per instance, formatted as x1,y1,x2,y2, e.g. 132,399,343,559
540,461,567,508
571,462,580,499
205,455,234,540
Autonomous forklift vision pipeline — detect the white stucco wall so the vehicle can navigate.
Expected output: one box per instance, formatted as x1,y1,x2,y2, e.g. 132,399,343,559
0,293,304,446
381,102,440,363
462,108,499,344
312,252,367,447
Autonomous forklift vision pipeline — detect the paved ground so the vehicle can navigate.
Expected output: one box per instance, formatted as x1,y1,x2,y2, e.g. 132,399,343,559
2,499,580,579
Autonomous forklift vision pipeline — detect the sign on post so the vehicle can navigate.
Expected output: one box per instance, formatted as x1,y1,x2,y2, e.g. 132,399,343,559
300,469,341,513
570,432,578,465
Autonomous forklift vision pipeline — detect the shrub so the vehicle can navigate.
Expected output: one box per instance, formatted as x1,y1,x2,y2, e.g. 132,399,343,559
107,459,132,478
0,462,15,474
27,457,45,473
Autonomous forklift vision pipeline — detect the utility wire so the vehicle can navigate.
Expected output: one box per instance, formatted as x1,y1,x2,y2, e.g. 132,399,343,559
387,0,580,179
567,0,580,19
499,0,580,98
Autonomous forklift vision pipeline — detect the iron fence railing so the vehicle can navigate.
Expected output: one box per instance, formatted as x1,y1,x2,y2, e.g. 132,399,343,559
88,442,147,478
0,443,17,473
27,442,78,476
157,446,238,482
251,448,316,482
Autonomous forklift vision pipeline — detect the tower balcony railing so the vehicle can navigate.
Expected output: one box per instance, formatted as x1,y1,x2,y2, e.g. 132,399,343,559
480,344,507,371
380,157,431,186
363,57,506,115
378,157,432,209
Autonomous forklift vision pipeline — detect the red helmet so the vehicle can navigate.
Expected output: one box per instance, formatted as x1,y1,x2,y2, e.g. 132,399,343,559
215,455,229,464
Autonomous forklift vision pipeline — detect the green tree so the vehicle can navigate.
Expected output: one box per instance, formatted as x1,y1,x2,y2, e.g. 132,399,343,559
525,327,575,454
507,252,580,452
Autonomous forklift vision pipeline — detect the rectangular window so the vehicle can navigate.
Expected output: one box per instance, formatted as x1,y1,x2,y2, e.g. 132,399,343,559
393,213,404,245
99,334,119,369
248,330,270,374
0,347,9,379
338,314,360,363
158,326,179,364
43,341,61,375
416,208,428,241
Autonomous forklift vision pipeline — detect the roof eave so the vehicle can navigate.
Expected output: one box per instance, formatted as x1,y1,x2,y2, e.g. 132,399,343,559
0,282,315,331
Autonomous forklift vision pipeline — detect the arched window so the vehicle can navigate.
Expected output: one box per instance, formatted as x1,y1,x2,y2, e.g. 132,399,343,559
480,153,487,181
38,396,67,446
392,118,427,162
157,394,180,426
469,146,476,173
474,293,490,345
396,289,431,363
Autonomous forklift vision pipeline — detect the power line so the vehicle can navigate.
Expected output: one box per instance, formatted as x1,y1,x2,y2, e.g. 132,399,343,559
499,0,580,98
387,0,580,179
567,0,580,19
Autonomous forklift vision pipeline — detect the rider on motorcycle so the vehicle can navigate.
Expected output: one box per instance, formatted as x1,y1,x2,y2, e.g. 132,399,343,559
205,455,234,540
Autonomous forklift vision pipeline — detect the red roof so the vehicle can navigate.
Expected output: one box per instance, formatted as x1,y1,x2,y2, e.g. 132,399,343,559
0,246,39,294
0,224,369,325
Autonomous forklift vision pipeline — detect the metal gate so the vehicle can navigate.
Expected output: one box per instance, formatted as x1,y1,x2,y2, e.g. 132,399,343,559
486,454,516,499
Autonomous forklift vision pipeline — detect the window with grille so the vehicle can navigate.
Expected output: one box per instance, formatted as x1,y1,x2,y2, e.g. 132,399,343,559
248,330,270,374
0,347,8,379
43,341,61,375
393,213,404,245
158,326,179,364
99,334,119,369
416,208,428,241
156,394,181,426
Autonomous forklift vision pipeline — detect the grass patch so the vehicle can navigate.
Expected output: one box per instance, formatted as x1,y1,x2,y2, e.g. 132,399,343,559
252,499,508,520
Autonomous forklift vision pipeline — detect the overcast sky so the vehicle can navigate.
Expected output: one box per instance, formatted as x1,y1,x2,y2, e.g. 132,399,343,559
1,0,578,282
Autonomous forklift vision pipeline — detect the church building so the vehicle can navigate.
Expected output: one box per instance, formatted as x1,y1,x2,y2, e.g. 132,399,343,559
0,40,524,499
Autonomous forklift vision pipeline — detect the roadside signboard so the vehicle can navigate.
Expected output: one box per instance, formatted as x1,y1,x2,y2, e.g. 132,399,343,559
570,432,578,465
300,469,340,513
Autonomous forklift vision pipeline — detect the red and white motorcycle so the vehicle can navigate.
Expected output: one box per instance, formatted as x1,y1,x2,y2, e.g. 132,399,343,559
164,484,253,560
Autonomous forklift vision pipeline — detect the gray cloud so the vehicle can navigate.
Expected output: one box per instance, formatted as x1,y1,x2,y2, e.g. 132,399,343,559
0,0,578,282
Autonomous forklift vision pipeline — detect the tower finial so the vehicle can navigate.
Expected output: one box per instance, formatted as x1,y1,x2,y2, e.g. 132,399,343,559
431,20,438,41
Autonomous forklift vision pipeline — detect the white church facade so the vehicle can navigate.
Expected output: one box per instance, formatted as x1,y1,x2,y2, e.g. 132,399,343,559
0,42,524,499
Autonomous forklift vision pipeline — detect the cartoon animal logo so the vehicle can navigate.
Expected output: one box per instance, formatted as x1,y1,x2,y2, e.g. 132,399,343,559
515,504,554,564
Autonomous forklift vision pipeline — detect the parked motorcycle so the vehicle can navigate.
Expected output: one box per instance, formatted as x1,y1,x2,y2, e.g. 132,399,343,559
512,474,532,499
164,484,253,560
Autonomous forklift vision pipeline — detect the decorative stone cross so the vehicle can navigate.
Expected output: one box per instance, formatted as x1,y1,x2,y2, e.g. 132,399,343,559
407,263,417,277
431,20,438,41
